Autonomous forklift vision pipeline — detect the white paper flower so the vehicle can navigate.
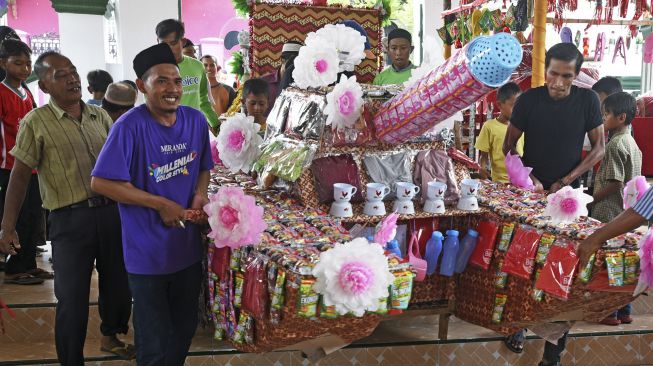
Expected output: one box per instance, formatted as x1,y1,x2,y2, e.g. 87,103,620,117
216,113,262,174
324,76,364,131
292,43,340,89
543,186,594,224
306,24,367,72
312,237,395,317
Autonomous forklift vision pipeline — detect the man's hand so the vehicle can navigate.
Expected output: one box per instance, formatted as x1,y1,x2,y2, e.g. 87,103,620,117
157,199,186,227
549,180,565,193
0,229,20,255
190,193,209,210
578,236,603,269
531,175,544,193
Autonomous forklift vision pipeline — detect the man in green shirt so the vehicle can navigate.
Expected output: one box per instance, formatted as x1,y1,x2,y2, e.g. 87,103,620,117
156,19,219,133
373,28,416,85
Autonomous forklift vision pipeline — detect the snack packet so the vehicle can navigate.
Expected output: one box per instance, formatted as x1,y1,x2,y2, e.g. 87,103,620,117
535,233,556,264
492,294,508,323
390,271,414,309
503,226,542,279
624,251,639,285
578,253,596,283
497,222,516,252
606,251,625,287
535,239,578,300
297,278,318,317
495,259,508,289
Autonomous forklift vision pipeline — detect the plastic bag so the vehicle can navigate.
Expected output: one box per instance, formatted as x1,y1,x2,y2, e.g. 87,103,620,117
310,153,364,203
505,152,534,190
252,137,317,184
469,220,500,270
535,239,579,300
502,225,542,279
211,246,231,279
241,256,269,319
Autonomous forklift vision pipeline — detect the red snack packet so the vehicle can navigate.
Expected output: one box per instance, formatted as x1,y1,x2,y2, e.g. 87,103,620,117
211,247,231,279
535,239,579,300
502,225,542,279
241,257,269,319
469,220,500,270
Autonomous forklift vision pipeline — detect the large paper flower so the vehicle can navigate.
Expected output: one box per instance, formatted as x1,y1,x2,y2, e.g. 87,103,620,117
203,187,267,249
306,24,367,73
209,138,223,167
313,238,395,316
505,152,534,189
624,176,650,209
324,76,364,131
637,229,653,294
292,44,339,89
374,212,399,245
216,113,262,173
543,186,594,224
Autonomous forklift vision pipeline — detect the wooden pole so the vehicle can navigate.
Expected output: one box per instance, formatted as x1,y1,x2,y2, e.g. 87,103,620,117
532,0,547,87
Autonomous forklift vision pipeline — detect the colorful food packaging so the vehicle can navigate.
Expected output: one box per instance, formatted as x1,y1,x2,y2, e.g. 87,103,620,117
535,233,556,264
297,278,318,318
270,269,286,323
578,253,596,283
233,272,245,308
497,222,516,252
375,297,389,315
492,294,508,323
606,251,625,287
233,311,254,344
390,271,414,309
320,298,338,319
532,269,544,302
535,239,578,300
495,259,508,289
230,248,241,272
624,251,639,285
502,226,542,279
469,220,500,270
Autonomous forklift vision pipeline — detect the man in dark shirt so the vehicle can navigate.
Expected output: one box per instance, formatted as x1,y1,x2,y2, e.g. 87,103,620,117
502,43,605,366
504,43,605,193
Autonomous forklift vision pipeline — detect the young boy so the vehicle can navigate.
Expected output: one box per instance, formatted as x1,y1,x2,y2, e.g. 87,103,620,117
86,69,113,106
475,82,524,182
241,78,269,131
590,92,642,325
0,39,51,284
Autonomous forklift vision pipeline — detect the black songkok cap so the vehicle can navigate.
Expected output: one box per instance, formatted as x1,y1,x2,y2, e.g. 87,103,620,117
388,28,412,44
133,43,178,79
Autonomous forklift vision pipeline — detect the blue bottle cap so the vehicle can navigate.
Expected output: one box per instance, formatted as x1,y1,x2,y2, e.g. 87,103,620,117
467,229,479,238
387,239,399,248
446,230,459,237
431,231,443,239
366,236,375,243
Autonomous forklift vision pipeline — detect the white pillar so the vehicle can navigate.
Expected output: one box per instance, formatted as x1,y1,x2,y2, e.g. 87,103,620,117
413,0,444,65
58,13,106,101
114,0,178,83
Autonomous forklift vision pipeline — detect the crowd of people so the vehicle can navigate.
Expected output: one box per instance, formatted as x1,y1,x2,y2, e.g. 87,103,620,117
0,16,649,366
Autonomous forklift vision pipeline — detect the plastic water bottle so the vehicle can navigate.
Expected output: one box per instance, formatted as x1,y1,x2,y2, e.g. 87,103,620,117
366,235,375,243
455,229,479,273
386,239,402,257
424,231,444,275
439,230,460,277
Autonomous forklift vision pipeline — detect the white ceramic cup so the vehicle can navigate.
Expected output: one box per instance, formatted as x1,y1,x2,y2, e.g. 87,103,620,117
366,183,391,201
393,199,415,215
395,182,420,200
333,183,357,202
460,178,480,197
424,198,446,214
363,201,386,216
427,181,447,200
330,201,353,217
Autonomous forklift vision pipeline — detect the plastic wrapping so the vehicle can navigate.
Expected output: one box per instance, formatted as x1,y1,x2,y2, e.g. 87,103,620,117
502,225,542,279
310,153,364,204
264,92,292,140
252,136,317,188
242,256,269,319
469,220,500,270
325,103,377,147
284,92,327,141
535,239,579,300
364,152,413,200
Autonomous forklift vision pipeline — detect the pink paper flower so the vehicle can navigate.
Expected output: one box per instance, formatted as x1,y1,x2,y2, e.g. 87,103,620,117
505,152,534,189
312,238,395,316
374,212,399,245
203,187,267,249
324,76,364,131
544,186,594,224
209,138,223,166
638,229,653,289
624,176,650,209
216,113,262,173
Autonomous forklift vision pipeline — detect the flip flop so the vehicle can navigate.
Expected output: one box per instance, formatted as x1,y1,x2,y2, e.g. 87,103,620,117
27,268,54,279
4,273,44,285
101,344,136,360
504,329,526,354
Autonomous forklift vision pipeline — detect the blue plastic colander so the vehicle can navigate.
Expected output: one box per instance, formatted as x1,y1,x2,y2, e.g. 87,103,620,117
466,33,523,87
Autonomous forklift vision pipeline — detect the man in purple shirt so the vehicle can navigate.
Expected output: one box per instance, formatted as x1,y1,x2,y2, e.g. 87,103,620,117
91,43,213,365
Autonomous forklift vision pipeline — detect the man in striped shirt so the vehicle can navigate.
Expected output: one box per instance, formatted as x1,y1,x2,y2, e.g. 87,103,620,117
578,186,653,267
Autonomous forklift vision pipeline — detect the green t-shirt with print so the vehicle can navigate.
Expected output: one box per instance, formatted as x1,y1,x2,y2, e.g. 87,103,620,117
178,56,219,128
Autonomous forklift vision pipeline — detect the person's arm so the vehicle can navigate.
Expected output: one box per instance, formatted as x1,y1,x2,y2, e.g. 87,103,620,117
549,125,605,193
502,123,523,157
190,170,210,209
91,177,185,227
199,71,220,128
578,208,647,267
478,151,491,180
0,160,32,254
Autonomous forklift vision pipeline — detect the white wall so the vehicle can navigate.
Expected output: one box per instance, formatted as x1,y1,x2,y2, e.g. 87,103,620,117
114,0,178,83
58,13,106,102
413,0,444,65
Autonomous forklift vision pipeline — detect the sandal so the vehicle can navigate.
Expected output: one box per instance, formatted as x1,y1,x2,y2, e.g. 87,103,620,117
504,329,526,354
101,344,136,360
4,273,44,285
27,268,54,280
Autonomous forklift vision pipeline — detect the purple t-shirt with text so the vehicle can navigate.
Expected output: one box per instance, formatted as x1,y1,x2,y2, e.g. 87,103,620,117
92,105,213,275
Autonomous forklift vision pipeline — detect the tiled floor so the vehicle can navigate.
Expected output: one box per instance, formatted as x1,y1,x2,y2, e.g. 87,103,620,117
4,245,653,365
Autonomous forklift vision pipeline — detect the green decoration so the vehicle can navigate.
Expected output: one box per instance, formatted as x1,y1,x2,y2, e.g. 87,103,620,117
380,0,393,26
232,0,251,18
229,51,245,79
